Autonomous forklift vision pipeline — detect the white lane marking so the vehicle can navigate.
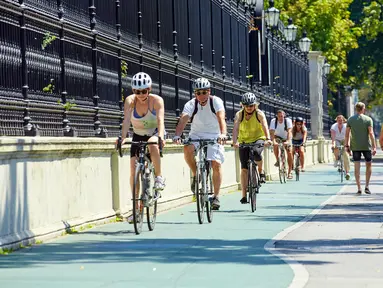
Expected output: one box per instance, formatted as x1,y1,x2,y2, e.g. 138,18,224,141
263,183,350,288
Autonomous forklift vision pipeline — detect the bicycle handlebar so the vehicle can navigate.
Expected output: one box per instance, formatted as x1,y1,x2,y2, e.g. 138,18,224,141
116,136,163,158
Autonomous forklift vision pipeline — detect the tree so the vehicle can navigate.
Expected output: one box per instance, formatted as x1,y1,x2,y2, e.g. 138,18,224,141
272,0,361,91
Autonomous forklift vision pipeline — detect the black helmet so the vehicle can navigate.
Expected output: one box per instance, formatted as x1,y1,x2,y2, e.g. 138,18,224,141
295,117,304,123
241,92,257,106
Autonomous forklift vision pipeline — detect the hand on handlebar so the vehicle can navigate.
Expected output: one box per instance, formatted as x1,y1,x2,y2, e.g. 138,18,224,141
172,135,182,145
265,139,273,147
233,142,239,149
218,134,227,145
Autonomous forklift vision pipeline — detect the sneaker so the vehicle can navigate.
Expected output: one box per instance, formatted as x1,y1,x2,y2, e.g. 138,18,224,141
365,187,371,194
192,194,197,202
154,176,165,191
240,197,247,204
211,197,220,210
356,190,362,195
333,160,338,168
128,215,134,224
345,173,350,180
259,173,266,183
191,176,197,192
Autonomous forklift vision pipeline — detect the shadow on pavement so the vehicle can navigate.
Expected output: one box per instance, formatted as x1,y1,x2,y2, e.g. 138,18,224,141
0,238,332,269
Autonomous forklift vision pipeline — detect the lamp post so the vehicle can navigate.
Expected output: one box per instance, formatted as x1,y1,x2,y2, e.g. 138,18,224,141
284,18,297,42
265,0,280,29
323,63,331,75
298,30,311,54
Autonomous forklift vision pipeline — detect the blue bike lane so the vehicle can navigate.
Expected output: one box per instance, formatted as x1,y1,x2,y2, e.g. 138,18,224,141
0,164,344,288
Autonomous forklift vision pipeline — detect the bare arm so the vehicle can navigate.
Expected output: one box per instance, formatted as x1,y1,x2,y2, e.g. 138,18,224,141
257,111,271,139
286,128,292,142
153,96,165,139
303,129,307,143
270,129,275,141
232,112,240,144
380,129,383,149
368,126,376,150
121,95,134,140
216,110,227,135
330,129,336,145
175,113,190,137
345,127,351,147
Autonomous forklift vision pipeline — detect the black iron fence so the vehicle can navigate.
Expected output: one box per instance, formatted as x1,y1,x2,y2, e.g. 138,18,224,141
0,0,311,138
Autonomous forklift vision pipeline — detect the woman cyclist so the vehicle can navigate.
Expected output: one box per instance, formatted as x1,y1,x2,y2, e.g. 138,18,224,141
120,72,166,221
292,117,307,171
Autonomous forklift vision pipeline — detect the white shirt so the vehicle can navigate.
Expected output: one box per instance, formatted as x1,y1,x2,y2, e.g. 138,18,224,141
270,117,293,139
331,123,346,141
182,96,225,138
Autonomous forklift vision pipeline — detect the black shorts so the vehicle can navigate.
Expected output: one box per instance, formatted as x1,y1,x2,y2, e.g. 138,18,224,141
352,151,372,162
130,133,151,157
239,140,265,169
292,139,304,146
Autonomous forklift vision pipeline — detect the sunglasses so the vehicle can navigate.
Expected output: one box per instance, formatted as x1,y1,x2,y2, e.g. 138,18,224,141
134,89,148,95
244,104,255,108
194,90,209,96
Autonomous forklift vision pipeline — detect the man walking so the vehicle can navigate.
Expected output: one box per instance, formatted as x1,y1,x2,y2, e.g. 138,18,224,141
345,102,377,194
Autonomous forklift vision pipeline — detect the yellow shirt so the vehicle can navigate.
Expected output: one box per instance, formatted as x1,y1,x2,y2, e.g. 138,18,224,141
237,110,266,143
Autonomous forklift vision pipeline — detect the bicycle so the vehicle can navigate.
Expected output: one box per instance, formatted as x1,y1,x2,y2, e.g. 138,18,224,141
116,136,163,235
334,144,344,183
239,143,263,212
275,140,287,184
293,143,305,181
184,138,217,224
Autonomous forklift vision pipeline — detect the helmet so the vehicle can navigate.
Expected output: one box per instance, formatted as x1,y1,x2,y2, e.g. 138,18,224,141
295,117,304,123
131,72,152,90
193,78,211,90
241,92,257,106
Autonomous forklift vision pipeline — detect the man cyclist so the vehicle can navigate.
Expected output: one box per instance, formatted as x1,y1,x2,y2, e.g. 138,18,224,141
120,72,166,222
292,117,307,172
232,92,272,204
330,114,350,180
173,77,227,210
270,110,293,179
345,102,376,194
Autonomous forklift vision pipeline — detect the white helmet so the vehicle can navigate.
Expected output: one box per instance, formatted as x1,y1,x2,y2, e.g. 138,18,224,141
131,72,152,90
193,77,211,90
241,92,257,105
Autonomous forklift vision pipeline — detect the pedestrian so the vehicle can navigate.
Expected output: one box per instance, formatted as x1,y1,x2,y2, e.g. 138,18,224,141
345,102,377,194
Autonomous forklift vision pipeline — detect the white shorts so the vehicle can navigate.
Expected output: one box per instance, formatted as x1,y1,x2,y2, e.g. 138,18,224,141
188,139,225,164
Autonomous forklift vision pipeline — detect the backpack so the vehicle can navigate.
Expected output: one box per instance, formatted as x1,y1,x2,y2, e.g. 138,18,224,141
190,96,216,123
273,117,288,131
240,109,261,123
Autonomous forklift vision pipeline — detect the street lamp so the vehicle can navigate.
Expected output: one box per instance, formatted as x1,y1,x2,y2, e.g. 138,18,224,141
298,31,311,52
323,63,331,75
265,0,280,28
284,18,297,42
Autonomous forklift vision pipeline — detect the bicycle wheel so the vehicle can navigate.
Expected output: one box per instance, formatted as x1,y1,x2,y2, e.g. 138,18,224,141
250,163,258,213
206,163,213,223
280,150,286,183
278,149,283,184
132,168,144,235
146,166,157,231
196,167,205,224
340,154,343,183
295,154,300,181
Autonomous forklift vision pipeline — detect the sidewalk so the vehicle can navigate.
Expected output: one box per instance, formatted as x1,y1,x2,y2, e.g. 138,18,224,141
274,161,383,288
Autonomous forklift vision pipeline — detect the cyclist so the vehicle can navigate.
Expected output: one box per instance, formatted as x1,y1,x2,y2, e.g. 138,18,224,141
173,77,227,210
270,110,293,179
120,72,166,222
330,114,350,180
232,92,272,204
292,117,307,172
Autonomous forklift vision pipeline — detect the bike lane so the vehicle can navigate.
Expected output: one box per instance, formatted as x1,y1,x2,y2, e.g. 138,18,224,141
0,164,344,288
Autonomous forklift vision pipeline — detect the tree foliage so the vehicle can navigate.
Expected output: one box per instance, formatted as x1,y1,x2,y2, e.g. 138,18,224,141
272,0,361,91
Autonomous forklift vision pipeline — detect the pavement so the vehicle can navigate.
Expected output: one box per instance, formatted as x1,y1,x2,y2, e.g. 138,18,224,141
0,158,383,288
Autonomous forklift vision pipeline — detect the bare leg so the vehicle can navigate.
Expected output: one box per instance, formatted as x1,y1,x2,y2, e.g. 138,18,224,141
130,157,139,197
211,161,222,197
148,136,161,177
366,161,372,188
273,144,279,163
354,161,361,191
299,147,305,169
184,144,197,176
241,168,248,198
286,146,293,175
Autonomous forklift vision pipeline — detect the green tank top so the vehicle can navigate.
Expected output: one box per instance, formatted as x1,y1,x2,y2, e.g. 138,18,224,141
237,110,266,143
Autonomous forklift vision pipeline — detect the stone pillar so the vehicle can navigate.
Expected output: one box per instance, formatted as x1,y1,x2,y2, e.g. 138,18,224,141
308,51,325,139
